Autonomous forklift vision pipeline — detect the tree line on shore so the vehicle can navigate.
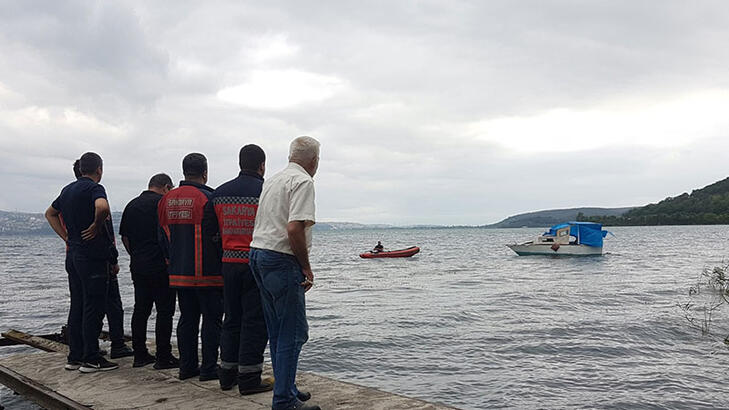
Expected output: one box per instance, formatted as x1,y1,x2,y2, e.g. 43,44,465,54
578,176,729,226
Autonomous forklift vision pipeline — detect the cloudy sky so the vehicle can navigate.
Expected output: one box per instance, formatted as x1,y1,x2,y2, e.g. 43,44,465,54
1,1,728,225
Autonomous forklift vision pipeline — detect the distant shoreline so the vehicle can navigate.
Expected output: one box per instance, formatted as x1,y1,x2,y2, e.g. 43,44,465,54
4,205,729,236
4,223,729,237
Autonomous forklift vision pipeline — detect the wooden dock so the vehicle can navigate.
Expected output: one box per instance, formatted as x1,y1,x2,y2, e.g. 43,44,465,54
0,330,453,410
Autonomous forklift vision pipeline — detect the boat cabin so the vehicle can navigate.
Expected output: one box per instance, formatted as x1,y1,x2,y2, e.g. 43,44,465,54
534,222,609,247
535,225,572,245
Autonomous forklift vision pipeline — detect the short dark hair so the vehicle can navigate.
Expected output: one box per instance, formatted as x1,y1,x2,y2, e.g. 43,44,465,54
79,152,103,175
182,153,207,178
148,173,173,189
239,144,265,172
72,160,81,179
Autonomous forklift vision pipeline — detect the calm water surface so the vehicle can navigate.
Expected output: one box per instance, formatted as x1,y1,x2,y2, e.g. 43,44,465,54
1,226,729,409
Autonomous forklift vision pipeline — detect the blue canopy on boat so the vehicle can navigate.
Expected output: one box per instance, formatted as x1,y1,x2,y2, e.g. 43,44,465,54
544,221,609,247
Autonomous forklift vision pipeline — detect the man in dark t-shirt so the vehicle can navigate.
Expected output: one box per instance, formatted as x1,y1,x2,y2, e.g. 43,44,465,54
120,173,179,369
46,152,119,372
66,160,133,360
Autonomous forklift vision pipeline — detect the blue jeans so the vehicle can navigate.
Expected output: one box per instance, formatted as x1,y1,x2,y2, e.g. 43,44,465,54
249,249,309,410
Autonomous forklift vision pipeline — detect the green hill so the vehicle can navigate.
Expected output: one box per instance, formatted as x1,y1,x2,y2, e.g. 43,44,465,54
485,207,634,228
580,177,729,225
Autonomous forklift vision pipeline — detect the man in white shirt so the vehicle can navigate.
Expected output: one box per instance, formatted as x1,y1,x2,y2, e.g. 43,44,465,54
249,136,320,410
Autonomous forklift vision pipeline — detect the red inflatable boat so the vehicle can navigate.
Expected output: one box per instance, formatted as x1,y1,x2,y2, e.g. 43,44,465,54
359,246,420,258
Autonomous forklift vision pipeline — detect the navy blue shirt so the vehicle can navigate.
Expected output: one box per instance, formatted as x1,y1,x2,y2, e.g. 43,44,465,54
120,190,166,276
52,177,118,264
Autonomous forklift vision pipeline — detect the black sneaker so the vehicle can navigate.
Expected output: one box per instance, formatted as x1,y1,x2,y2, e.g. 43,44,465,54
133,352,156,368
154,355,180,370
110,345,134,359
79,357,119,373
64,360,83,371
297,391,312,402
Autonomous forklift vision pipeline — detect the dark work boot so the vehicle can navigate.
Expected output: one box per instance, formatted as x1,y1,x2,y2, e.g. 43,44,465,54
292,401,321,410
218,366,238,391
238,371,274,395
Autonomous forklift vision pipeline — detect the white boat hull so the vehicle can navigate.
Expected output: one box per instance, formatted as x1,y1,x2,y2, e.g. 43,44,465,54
507,243,602,256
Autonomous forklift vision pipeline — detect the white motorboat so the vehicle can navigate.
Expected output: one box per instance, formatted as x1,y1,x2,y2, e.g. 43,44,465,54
507,222,611,256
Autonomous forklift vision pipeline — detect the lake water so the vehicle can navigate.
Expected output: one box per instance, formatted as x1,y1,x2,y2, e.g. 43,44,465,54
1,226,729,409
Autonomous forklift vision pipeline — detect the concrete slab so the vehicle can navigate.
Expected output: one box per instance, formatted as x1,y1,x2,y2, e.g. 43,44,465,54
0,352,454,409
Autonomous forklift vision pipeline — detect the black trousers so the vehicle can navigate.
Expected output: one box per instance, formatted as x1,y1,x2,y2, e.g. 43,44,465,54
106,275,126,349
65,251,83,363
177,287,223,377
220,262,268,373
131,273,176,360
67,251,108,363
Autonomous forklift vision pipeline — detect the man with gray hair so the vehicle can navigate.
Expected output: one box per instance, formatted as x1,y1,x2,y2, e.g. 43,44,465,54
249,136,320,410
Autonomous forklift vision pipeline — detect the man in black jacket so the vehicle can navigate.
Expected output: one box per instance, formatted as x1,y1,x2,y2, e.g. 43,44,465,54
209,145,274,395
120,173,179,369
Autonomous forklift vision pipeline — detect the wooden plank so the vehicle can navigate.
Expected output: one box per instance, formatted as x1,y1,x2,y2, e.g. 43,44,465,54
0,330,68,353
0,330,130,348
0,334,61,347
0,363,90,410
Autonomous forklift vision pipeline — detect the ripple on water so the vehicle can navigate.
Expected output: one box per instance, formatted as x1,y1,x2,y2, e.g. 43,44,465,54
4,228,729,409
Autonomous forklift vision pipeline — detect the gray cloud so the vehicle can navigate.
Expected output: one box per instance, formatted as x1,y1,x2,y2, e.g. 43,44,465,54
1,1,728,224
0,1,168,113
